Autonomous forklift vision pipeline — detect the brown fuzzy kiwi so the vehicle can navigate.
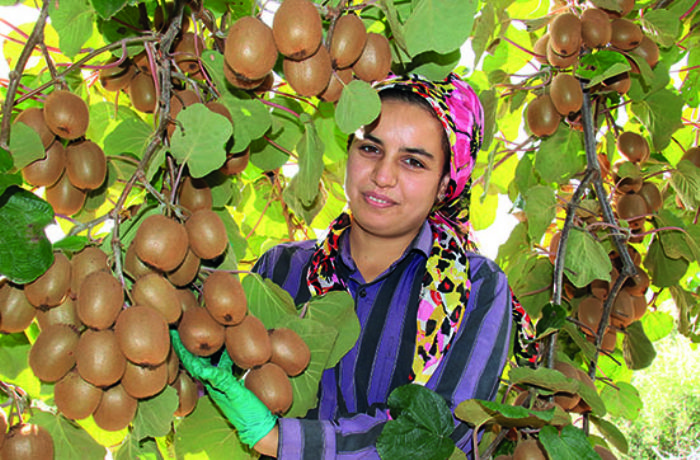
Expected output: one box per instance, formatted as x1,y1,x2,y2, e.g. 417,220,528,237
610,18,643,50
53,369,103,420
590,278,610,300
28,323,79,382
319,68,353,103
36,297,82,331
548,230,561,265
220,149,250,175
638,182,662,213
178,176,212,212
224,16,278,81
548,13,582,57
65,140,107,190
202,271,248,326
1,423,54,460
128,72,158,113
612,161,643,193
174,32,205,77
273,0,323,60
630,292,647,321
124,242,157,280
76,270,124,330
223,61,267,90
616,193,647,222
114,305,171,366
352,33,392,83
512,439,546,460
132,51,151,74
601,71,631,95
269,327,311,376
24,252,71,308
131,273,182,324
177,306,225,356
283,46,333,97
99,57,136,92
185,209,228,260
526,94,561,137
166,248,200,287
625,267,650,296
45,171,86,216
549,73,583,116
175,287,200,312
92,384,138,431
70,246,109,299
165,344,180,384
330,13,367,69
629,35,659,70
172,370,199,417
14,107,56,148
133,214,189,272
121,360,169,399
617,131,649,163
0,283,36,333
244,362,293,415
75,328,127,387
546,42,578,68
681,146,700,168
581,8,612,49
552,361,582,410
43,90,89,140
610,288,635,328
533,34,550,65
22,140,65,187
224,314,272,369
577,296,604,336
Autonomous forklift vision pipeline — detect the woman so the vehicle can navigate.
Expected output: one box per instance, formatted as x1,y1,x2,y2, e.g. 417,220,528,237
171,72,534,459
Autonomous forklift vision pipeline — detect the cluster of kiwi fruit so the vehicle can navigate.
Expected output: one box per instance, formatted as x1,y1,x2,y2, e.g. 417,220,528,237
223,0,391,101
13,90,107,216
497,437,617,460
0,414,55,460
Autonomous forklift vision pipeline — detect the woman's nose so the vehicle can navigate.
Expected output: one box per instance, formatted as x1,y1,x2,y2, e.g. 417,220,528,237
371,157,398,187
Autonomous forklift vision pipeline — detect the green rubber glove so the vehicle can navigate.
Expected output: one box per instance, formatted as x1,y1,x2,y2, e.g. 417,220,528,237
169,329,278,447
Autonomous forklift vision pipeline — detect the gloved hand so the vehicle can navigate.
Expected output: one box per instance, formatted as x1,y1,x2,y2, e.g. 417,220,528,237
169,329,278,447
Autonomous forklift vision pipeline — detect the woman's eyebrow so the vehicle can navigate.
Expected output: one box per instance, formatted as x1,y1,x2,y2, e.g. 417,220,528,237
363,133,436,159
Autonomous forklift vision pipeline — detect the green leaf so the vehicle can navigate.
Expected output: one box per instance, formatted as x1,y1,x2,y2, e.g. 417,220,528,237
563,228,613,288
0,186,54,284
480,89,497,151
249,99,303,172
514,153,538,195
283,174,327,225
377,385,455,460
471,4,495,65
303,291,359,367
403,0,476,56
115,436,163,460
169,104,232,178
0,333,32,380
0,172,22,197
48,0,96,58
508,367,578,394
31,411,108,460
641,9,681,47
644,237,689,288
96,6,142,58
669,160,700,209
631,89,684,151
173,396,251,459
561,323,597,362
589,416,629,455
600,381,642,420
103,118,153,159
52,235,89,252
577,51,631,88
534,127,585,185
524,185,556,243
293,114,325,206
640,310,674,342
216,208,247,263
377,0,408,53
221,96,272,153
623,321,656,370
242,273,297,328
403,49,462,81
90,0,128,19
536,303,568,339
654,210,694,261
539,425,601,460
669,285,700,339
0,145,13,172
335,80,381,135
9,122,45,170
507,257,552,319
132,386,178,440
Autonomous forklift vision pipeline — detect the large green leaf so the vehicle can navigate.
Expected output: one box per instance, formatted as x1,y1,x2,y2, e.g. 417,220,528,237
524,185,556,243
508,367,578,394
641,9,681,47
335,80,381,135
31,410,108,460
293,114,325,206
115,436,163,460
589,416,629,454
403,0,476,56
670,285,700,341
669,160,700,210
242,273,297,328
534,127,585,185
132,386,179,440
623,321,656,370
303,290,359,367
640,310,675,342
539,425,601,460
222,96,272,153
507,256,552,319
48,0,96,58
0,186,54,284
577,51,631,88
90,0,128,19
455,399,559,429
631,88,684,151
563,227,612,288
654,210,696,262
600,381,642,420
103,118,153,159
644,237,689,288
9,121,45,170
249,101,303,172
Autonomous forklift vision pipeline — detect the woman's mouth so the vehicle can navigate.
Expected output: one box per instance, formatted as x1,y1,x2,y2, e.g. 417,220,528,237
364,192,395,207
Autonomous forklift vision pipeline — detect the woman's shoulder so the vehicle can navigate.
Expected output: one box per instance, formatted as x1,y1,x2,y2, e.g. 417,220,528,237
253,239,318,274
465,251,507,282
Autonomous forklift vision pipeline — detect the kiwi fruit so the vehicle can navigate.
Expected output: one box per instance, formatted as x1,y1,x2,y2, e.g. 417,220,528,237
681,146,700,168
174,32,205,77
625,266,650,296
610,18,643,50
526,94,561,137
65,140,107,190
1,423,54,460
603,0,635,17
175,287,199,312
121,360,168,399
132,51,152,74
24,252,71,309
178,176,212,212
202,271,248,326
76,270,124,329
616,192,647,221
70,246,109,298
53,369,103,420
319,68,353,103
224,314,272,369
590,278,610,300
533,34,549,65
133,214,189,272
352,33,392,83
131,273,182,324
638,182,662,213
552,361,582,410
99,57,136,92
224,16,278,81
610,289,635,328
45,171,86,216
269,327,311,376
14,107,56,148
220,149,250,175
75,328,127,387
273,0,323,60
550,73,583,116
29,323,79,382
630,35,659,70
166,248,200,287
330,13,367,69
124,242,157,280
0,283,37,333
114,305,171,365
172,370,199,417
22,140,65,187
548,230,561,265
512,438,546,460
617,131,649,163
92,383,138,431
185,209,228,260
223,62,267,90
546,42,578,68
128,72,158,113
43,90,89,140
581,8,612,49
577,296,604,336
612,161,643,193
283,46,333,97
630,292,647,320
548,13,582,57
36,296,82,331
244,362,293,415
165,344,180,384
177,305,225,356
601,71,632,95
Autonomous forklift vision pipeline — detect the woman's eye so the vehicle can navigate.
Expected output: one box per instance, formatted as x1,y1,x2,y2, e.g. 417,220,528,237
405,157,425,169
359,144,379,154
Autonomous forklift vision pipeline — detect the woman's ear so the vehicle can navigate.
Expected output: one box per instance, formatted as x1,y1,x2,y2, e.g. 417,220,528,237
436,175,450,202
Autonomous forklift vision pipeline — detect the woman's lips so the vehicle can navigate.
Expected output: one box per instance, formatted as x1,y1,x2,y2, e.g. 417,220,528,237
363,191,396,208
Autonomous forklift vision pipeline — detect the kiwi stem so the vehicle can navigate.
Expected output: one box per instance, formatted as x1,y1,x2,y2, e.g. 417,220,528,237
67,213,112,237
263,135,299,159
259,99,301,118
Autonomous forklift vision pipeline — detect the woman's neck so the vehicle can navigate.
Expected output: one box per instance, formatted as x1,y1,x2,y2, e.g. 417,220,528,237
348,225,419,283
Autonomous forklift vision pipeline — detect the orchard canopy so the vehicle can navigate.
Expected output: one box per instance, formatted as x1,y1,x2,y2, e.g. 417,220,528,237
0,0,698,459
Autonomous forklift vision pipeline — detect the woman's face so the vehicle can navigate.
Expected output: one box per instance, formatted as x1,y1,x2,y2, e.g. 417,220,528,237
345,98,449,243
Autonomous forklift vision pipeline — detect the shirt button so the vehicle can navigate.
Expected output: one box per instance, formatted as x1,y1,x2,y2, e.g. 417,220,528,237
359,288,367,298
